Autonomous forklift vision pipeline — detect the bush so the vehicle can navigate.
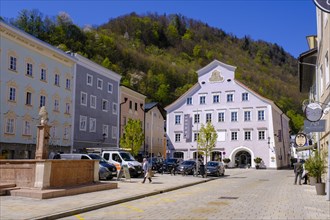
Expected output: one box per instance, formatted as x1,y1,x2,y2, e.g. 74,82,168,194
254,157,262,164
304,150,326,183
223,158,231,163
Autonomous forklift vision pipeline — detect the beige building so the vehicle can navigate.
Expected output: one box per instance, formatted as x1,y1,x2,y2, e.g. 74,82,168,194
119,85,146,151
144,102,166,158
299,6,329,199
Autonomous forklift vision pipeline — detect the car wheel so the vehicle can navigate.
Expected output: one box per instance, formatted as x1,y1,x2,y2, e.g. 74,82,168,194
216,171,220,177
107,176,113,180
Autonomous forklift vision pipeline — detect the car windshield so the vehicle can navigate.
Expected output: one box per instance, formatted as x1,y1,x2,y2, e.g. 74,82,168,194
120,152,135,161
88,154,107,163
182,161,195,165
207,162,218,167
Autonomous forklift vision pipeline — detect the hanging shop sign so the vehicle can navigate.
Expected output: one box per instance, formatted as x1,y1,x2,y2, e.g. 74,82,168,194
304,120,326,133
304,102,323,122
295,133,307,147
313,0,330,13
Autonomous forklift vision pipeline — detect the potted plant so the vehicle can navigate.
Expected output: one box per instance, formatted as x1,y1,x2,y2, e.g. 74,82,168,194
304,150,326,195
222,158,230,168
254,157,262,169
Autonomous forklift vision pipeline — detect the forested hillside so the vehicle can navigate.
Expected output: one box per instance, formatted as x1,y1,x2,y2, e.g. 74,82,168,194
2,10,307,132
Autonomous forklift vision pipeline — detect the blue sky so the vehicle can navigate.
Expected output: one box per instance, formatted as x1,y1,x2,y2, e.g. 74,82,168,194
1,0,317,58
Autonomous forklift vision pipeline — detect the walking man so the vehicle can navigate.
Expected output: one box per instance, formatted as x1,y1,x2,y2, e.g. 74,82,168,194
294,159,303,185
142,158,152,183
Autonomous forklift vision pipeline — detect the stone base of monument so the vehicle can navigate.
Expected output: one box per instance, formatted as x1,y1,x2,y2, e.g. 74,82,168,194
0,159,118,199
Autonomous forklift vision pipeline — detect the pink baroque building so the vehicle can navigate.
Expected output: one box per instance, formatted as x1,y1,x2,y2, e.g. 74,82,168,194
165,60,290,169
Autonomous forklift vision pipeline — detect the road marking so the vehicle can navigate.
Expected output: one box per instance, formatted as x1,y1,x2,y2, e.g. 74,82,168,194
160,198,176,203
74,214,84,220
120,204,144,212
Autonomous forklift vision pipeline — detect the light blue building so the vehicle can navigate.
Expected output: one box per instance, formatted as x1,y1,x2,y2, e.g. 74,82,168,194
0,21,76,159
165,60,290,169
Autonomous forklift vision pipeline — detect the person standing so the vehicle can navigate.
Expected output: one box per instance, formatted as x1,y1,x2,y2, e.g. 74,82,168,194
294,159,303,185
142,158,152,183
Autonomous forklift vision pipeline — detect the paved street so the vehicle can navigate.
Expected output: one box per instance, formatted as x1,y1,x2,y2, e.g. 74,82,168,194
59,169,330,220
1,169,329,220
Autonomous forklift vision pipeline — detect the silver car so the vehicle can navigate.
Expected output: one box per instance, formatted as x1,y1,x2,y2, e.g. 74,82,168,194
206,161,225,177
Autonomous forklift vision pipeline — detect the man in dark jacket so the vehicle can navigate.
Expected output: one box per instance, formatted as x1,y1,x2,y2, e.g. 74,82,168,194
294,159,303,185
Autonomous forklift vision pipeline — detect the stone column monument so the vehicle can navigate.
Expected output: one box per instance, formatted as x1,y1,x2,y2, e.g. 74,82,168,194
35,106,51,160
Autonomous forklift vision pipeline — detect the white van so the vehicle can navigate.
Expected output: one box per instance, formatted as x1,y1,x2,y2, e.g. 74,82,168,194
101,150,143,178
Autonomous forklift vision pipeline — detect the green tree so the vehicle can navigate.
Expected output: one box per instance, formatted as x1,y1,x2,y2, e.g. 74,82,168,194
120,119,144,157
197,122,218,165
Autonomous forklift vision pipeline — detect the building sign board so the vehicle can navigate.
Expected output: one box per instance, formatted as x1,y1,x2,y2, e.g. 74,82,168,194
313,0,330,13
304,120,326,133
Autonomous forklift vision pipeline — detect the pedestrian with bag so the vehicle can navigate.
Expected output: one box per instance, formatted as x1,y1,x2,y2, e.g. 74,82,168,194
142,158,152,184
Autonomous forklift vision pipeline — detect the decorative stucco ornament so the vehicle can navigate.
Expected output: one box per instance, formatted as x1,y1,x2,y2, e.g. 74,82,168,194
209,70,224,82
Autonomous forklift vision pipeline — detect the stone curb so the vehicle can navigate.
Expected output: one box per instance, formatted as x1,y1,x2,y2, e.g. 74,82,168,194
31,177,216,220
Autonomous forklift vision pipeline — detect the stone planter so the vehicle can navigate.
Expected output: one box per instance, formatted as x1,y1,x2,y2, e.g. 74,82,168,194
315,183,326,195
309,176,317,186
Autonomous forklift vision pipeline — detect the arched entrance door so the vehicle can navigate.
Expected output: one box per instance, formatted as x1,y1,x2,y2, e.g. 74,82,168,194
234,151,251,168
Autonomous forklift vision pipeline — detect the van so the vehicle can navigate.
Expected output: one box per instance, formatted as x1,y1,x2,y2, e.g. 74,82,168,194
57,153,117,180
101,150,143,178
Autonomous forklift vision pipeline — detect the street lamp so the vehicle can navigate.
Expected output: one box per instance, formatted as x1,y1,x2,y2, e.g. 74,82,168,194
118,97,128,147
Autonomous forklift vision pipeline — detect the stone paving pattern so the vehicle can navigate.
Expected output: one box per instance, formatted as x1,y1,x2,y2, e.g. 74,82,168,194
1,169,329,220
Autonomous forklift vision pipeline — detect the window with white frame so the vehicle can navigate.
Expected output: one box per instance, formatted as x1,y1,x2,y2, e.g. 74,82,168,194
108,83,113,93
194,114,200,123
97,78,103,90
186,97,192,105
79,115,87,131
40,95,46,107
213,94,219,103
102,99,108,111
55,74,60,86
112,103,118,115
200,96,206,104
65,103,70,114
90,95,96,109
103,124,109,138
242,92,249,101
244,111,251,121
23,121,31,135
206,113,212,123
26,92,32,105
40,68,47,81
9,87,16,101
5,118,15,134
175,115,181,124
231,131,237,141
54,99,59,111
244,131,252,140
194,132,199,141
175,133,181,142
87,74,93,86
81,92,87,106
64,127,69,139
26,63,33,76
258,131,265,140
89,118,96,132
66,79,71,90
218,112,225,122
9,56,17,71
258,110,265,121
231,111,238,122
112,126,117,139
227,94,233,102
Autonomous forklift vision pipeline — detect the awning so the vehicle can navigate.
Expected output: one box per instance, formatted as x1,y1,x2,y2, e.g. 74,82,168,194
299,48,317,93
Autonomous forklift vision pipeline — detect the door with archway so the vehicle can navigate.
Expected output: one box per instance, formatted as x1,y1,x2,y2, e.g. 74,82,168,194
234,151,251,168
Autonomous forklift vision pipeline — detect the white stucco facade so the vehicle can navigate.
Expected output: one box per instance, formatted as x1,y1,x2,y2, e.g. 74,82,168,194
165,60,290,169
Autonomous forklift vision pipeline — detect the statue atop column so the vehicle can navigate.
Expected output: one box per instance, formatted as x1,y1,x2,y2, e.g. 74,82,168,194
35,106,51,159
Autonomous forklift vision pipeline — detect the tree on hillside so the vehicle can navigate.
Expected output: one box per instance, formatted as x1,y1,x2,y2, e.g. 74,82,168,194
197,122,218,166
120,119,144,156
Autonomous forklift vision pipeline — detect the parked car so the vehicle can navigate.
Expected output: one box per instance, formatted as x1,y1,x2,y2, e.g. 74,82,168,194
160,158,180,174
206,161,225,177
148,157,164,171
176,160,197,175
56,153,118,180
